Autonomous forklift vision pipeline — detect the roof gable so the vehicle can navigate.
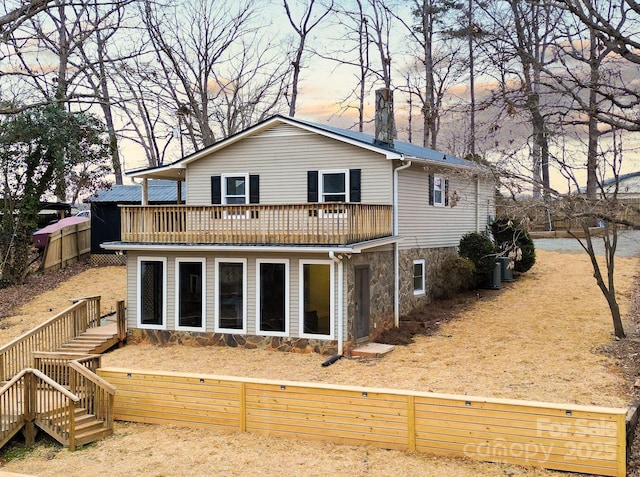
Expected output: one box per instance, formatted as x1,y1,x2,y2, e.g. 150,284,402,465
127,115,481,180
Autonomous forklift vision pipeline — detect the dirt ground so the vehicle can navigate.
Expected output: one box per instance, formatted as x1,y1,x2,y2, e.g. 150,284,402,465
1,250,640,476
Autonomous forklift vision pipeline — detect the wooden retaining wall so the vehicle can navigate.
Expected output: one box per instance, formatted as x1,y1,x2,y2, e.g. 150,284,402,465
97,368,627,477
42,221,91,273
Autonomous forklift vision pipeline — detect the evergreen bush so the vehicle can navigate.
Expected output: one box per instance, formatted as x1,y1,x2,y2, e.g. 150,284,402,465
458,232,496,286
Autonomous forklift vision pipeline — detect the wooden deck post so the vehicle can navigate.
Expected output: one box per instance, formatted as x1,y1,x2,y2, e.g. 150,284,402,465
22,371,36,447
116,300,127,343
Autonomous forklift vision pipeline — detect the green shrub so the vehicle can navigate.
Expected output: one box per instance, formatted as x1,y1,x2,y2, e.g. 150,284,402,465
432,253,475,300
491,217,536,273
458,232,496,286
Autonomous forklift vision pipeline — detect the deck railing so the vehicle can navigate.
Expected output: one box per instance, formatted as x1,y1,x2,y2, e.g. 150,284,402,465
1,363,115,452
0,297,101,381
120,203,393,245
0,368,80,450
34,352,102,387
69,361,116,436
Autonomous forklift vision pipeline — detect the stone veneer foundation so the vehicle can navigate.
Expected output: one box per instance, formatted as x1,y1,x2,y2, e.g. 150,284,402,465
345,249,395,346
128,329,338,355
398,247,456,316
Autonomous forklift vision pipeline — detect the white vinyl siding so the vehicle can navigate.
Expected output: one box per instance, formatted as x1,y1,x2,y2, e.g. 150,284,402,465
186,123,392,205
397,165,495,250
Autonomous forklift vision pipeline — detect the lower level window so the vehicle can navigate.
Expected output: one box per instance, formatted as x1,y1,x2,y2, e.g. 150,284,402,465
216,259,246,332
176,259,205,330
413,259,425,295
138,258,166,328
300,261,333,338
257,260,288,335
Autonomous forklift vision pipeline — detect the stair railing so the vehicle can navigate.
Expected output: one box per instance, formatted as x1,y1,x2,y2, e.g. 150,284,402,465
68,361,116,435
31,368,80,448
0,296,101,381
0,369,29,449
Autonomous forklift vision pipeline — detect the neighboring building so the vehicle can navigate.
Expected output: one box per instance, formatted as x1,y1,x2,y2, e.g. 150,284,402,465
102,92,495,355
603,171,640,198
87,181,185,255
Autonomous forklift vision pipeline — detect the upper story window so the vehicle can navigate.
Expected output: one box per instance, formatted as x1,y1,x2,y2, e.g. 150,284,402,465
433,176,444,206
307,169,361,203
429,173,449,207
211,174,259,205
321,170,348,202
224,174,248,204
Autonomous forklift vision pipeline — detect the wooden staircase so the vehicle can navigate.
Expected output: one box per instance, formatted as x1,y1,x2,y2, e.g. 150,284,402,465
55,323,120,354
67,407,113,448
0,298,125,451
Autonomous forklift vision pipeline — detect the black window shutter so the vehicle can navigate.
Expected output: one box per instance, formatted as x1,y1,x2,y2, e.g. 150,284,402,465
349,169,361,203
428,174,434,206
249,175,260,204
444,179,450,206
211,176,222,204
307,170,318,202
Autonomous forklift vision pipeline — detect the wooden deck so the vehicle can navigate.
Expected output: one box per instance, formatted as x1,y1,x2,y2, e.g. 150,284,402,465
120,203,393,245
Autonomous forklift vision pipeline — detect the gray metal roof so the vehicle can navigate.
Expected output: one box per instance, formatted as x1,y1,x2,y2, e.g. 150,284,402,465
292,116,474,167
88,180,185,203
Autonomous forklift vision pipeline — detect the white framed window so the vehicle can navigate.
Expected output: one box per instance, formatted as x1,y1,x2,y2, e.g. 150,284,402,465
299,259,335,339
222,173,249,205
137,257,167,330
215,258,247,334
320,170,349,203
256,259,289,337
433,175,444,206
413,259,425,295
175,258,206,332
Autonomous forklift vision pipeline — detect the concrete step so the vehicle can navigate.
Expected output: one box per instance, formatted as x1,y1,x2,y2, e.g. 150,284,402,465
351,343,395,358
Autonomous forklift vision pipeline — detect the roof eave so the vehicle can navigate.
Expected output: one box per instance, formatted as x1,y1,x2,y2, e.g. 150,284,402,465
100,236,399,254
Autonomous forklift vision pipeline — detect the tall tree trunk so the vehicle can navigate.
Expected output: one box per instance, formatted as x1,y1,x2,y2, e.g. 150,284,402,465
586,23,599,200
467,0,475,157
95,28,123,185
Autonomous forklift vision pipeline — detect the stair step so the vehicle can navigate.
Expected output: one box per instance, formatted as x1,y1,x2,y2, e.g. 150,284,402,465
73,427,113,448
75,419,105,434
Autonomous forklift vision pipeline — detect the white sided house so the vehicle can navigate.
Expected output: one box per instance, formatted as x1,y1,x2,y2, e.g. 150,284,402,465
103,104,495,355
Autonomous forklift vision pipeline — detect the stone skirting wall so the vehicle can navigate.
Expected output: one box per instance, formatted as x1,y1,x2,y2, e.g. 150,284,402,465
398,247,456,316
128,329,338,355
345,250,395,346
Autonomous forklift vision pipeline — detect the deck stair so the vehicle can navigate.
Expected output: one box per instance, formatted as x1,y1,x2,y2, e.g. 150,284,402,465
0,298,125,452
55,323,119,354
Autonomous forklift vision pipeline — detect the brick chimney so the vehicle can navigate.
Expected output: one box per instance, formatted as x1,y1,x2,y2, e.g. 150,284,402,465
374,88,395,147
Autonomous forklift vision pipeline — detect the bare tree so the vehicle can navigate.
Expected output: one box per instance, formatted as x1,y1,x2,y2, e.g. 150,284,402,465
283,0,333,117
0,0,53,36
142,0,256,148
208,35,290,137
0,0,134,185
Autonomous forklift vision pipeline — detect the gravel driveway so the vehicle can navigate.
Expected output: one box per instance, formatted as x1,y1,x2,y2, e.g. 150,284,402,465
534,229,640,257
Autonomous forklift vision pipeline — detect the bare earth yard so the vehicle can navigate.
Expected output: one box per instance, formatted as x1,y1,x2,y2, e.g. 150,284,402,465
0,249,639,476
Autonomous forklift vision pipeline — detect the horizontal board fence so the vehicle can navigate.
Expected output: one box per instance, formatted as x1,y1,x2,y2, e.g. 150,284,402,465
97,368,627,477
